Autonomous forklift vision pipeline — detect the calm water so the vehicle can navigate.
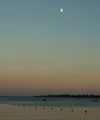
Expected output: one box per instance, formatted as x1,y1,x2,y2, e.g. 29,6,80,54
0,96,100,108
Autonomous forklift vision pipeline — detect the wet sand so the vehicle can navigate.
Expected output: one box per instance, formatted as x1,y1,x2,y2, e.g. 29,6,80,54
0,104,100,120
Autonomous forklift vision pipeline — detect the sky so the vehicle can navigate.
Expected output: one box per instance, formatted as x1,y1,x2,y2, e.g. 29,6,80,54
0,0,100,96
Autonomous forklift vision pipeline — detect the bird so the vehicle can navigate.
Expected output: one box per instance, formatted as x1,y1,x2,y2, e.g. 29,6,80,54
84,110,87,114
71,109,74,112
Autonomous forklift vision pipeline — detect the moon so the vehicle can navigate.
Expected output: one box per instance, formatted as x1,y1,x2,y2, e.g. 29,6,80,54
60,8,63,13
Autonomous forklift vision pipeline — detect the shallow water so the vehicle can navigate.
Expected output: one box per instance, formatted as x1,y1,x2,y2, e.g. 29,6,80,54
0,96,100,108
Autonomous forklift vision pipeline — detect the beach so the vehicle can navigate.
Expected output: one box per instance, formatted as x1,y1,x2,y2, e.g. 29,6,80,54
0,104,100,120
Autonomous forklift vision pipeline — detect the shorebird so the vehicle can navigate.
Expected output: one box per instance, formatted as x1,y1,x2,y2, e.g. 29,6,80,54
60,108,63,111
71,109,74,112
84,110,87,114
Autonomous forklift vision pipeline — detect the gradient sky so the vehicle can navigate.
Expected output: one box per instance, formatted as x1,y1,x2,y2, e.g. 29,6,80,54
0,0,100,96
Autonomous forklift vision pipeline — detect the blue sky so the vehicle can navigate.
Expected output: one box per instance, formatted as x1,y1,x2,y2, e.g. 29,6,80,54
0,0,100,95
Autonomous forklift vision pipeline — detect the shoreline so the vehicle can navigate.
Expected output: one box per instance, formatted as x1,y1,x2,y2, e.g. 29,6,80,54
0,104,100,120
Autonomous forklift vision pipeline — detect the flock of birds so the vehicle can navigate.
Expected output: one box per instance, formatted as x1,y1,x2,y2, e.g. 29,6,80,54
4,103,87,114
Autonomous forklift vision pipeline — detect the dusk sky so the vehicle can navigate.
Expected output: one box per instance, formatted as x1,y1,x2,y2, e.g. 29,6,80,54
0,0,100,96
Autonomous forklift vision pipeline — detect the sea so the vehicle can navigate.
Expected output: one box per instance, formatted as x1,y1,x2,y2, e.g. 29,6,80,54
0,96,100,108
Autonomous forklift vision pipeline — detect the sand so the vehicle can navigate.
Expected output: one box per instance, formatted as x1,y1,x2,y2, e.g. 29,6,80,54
0,104,100,120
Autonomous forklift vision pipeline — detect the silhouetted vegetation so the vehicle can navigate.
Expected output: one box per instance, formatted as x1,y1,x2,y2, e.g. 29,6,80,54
34,94,100,98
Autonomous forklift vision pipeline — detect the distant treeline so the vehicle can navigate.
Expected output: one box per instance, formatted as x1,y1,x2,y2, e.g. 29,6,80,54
34,94,100,98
